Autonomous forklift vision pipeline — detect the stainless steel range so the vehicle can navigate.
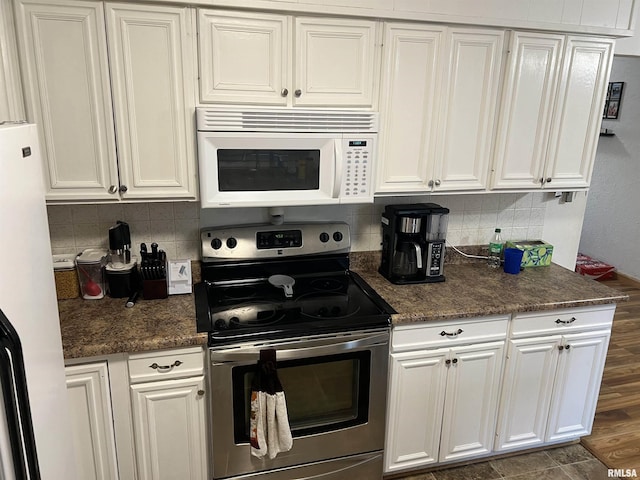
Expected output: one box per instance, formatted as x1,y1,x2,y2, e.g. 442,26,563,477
194,222,393,480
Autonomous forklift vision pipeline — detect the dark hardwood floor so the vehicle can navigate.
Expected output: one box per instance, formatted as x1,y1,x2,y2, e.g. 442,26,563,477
581,273,640,470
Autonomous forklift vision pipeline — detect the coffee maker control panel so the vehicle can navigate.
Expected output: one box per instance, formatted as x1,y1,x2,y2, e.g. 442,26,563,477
427,242,445,277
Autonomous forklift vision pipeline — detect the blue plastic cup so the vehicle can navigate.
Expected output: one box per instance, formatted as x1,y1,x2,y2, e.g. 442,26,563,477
503,248,524,274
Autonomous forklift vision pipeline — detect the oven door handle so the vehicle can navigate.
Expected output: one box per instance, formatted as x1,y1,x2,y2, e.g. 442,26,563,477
210,331,388,363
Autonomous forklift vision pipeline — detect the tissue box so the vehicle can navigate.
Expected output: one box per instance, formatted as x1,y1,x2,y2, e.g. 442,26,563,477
505,240,553,267
575,253,616,280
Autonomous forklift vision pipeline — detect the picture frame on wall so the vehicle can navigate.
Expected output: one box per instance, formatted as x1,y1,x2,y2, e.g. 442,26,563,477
603,82,624,119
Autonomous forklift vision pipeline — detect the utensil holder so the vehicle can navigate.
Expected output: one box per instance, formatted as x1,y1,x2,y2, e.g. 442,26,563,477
142,278,168,300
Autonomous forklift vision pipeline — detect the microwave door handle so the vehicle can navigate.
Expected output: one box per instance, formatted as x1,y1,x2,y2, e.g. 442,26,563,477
332,139,343,198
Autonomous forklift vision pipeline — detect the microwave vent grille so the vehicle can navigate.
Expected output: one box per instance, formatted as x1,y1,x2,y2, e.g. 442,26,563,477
197,108,378,133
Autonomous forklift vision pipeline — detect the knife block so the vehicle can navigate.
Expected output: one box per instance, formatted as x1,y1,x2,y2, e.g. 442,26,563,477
142,278,168,300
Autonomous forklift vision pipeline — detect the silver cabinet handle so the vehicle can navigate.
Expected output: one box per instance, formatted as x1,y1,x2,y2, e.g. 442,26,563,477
108,185,118,194
434,179,441,186
452,357,458,364
428,179,434,187
197,390,205,397
555,317,576,324
149,360,183,371
119,184,128,193
294,89,302,97
546,177,552,183
281,88,288,97
445,359,451,365
440,328,463,337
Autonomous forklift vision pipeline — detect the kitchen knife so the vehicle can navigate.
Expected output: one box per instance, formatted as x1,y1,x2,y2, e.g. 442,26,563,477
151,242,158,260
140,243,147,262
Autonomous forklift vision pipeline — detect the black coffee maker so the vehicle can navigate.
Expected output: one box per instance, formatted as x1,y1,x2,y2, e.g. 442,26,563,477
379,203,450,284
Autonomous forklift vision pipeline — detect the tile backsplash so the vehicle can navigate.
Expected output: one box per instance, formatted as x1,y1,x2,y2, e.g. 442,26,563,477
47,192,547,260
48,202,200,260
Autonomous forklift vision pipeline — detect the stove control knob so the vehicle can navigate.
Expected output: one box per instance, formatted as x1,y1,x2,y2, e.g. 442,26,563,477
319,232,330,243
211,238,222,250
214,319,228,330
333,231,343,242
226,237,238,249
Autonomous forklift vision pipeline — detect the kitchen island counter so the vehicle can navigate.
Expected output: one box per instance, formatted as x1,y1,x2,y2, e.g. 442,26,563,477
58,293,206,359
352,259,628,325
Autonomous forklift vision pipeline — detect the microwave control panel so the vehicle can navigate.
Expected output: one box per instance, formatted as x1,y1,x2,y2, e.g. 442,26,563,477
340,135,375,203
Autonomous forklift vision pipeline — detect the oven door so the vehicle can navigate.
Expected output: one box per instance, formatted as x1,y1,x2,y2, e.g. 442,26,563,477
198,132,341,208
208,329,389,479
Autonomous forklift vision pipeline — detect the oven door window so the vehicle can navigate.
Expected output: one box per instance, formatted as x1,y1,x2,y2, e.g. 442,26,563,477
232,351,371,443
218,149,320,192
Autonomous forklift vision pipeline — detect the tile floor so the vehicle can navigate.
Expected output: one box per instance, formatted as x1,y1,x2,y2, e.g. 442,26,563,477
394,444,615,480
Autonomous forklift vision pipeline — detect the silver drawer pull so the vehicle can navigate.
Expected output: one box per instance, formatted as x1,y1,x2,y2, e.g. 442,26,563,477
555,317,576,325
149,360,183,371
440,329,463,337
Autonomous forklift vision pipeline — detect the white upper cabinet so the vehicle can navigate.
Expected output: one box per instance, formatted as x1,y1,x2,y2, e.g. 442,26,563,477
198,10,289,105
16,0,119,201
105,3,197,200
376,24,503,194
198,9,379,108
15,0,197,202
491,32,565,190
294,17,378,106
434,28,504,192
376,24,444,193
544,36,614,189
491,32,613,191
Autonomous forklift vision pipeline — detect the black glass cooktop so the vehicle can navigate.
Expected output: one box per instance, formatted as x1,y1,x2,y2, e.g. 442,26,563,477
195,255,393,345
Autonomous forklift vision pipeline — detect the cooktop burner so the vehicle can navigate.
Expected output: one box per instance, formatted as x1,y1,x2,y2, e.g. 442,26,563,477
194,223,394,345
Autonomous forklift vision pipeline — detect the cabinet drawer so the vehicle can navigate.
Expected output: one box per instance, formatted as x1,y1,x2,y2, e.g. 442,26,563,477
511,305,615,338
128,347,204,383
392,315,509,352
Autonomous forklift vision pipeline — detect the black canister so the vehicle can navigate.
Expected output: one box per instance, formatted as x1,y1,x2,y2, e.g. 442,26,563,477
106,263,139,298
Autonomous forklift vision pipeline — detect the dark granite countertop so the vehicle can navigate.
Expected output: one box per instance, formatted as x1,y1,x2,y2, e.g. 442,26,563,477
58,252,627,359
351,255,628,325
58,293,205,359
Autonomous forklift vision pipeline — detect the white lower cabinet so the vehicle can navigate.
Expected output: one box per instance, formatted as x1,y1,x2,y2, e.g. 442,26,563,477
130,376,208,480
128,347,208,480
495,305,614,452
384,316,508,474
65,347,208,480
65,362,119,480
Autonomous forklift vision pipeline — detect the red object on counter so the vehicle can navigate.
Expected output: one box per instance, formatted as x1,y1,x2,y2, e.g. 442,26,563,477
575,253,616,280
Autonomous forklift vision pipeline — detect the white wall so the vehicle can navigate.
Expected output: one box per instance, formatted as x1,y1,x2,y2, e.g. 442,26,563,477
579,55,640,281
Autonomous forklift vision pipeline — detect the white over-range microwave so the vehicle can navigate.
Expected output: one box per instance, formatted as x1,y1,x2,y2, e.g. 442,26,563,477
196,107,378,208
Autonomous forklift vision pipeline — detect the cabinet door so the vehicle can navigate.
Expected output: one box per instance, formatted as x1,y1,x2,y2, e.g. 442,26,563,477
376,23,445,194
65,362,119,480
130,376,207,480
491,32,564,190
495,336,560,452
439,341,504,462
15,0,119,201
106,3,197,200
198,9,289,105
384,348,448,473
544,37,614,189
433,28,503,192
546,330,610,442
294,17,378,107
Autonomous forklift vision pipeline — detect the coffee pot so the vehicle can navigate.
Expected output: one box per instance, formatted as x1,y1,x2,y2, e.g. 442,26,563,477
379,203,450,284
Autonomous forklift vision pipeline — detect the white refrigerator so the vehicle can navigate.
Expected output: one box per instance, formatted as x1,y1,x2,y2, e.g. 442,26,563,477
0,122,76,479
